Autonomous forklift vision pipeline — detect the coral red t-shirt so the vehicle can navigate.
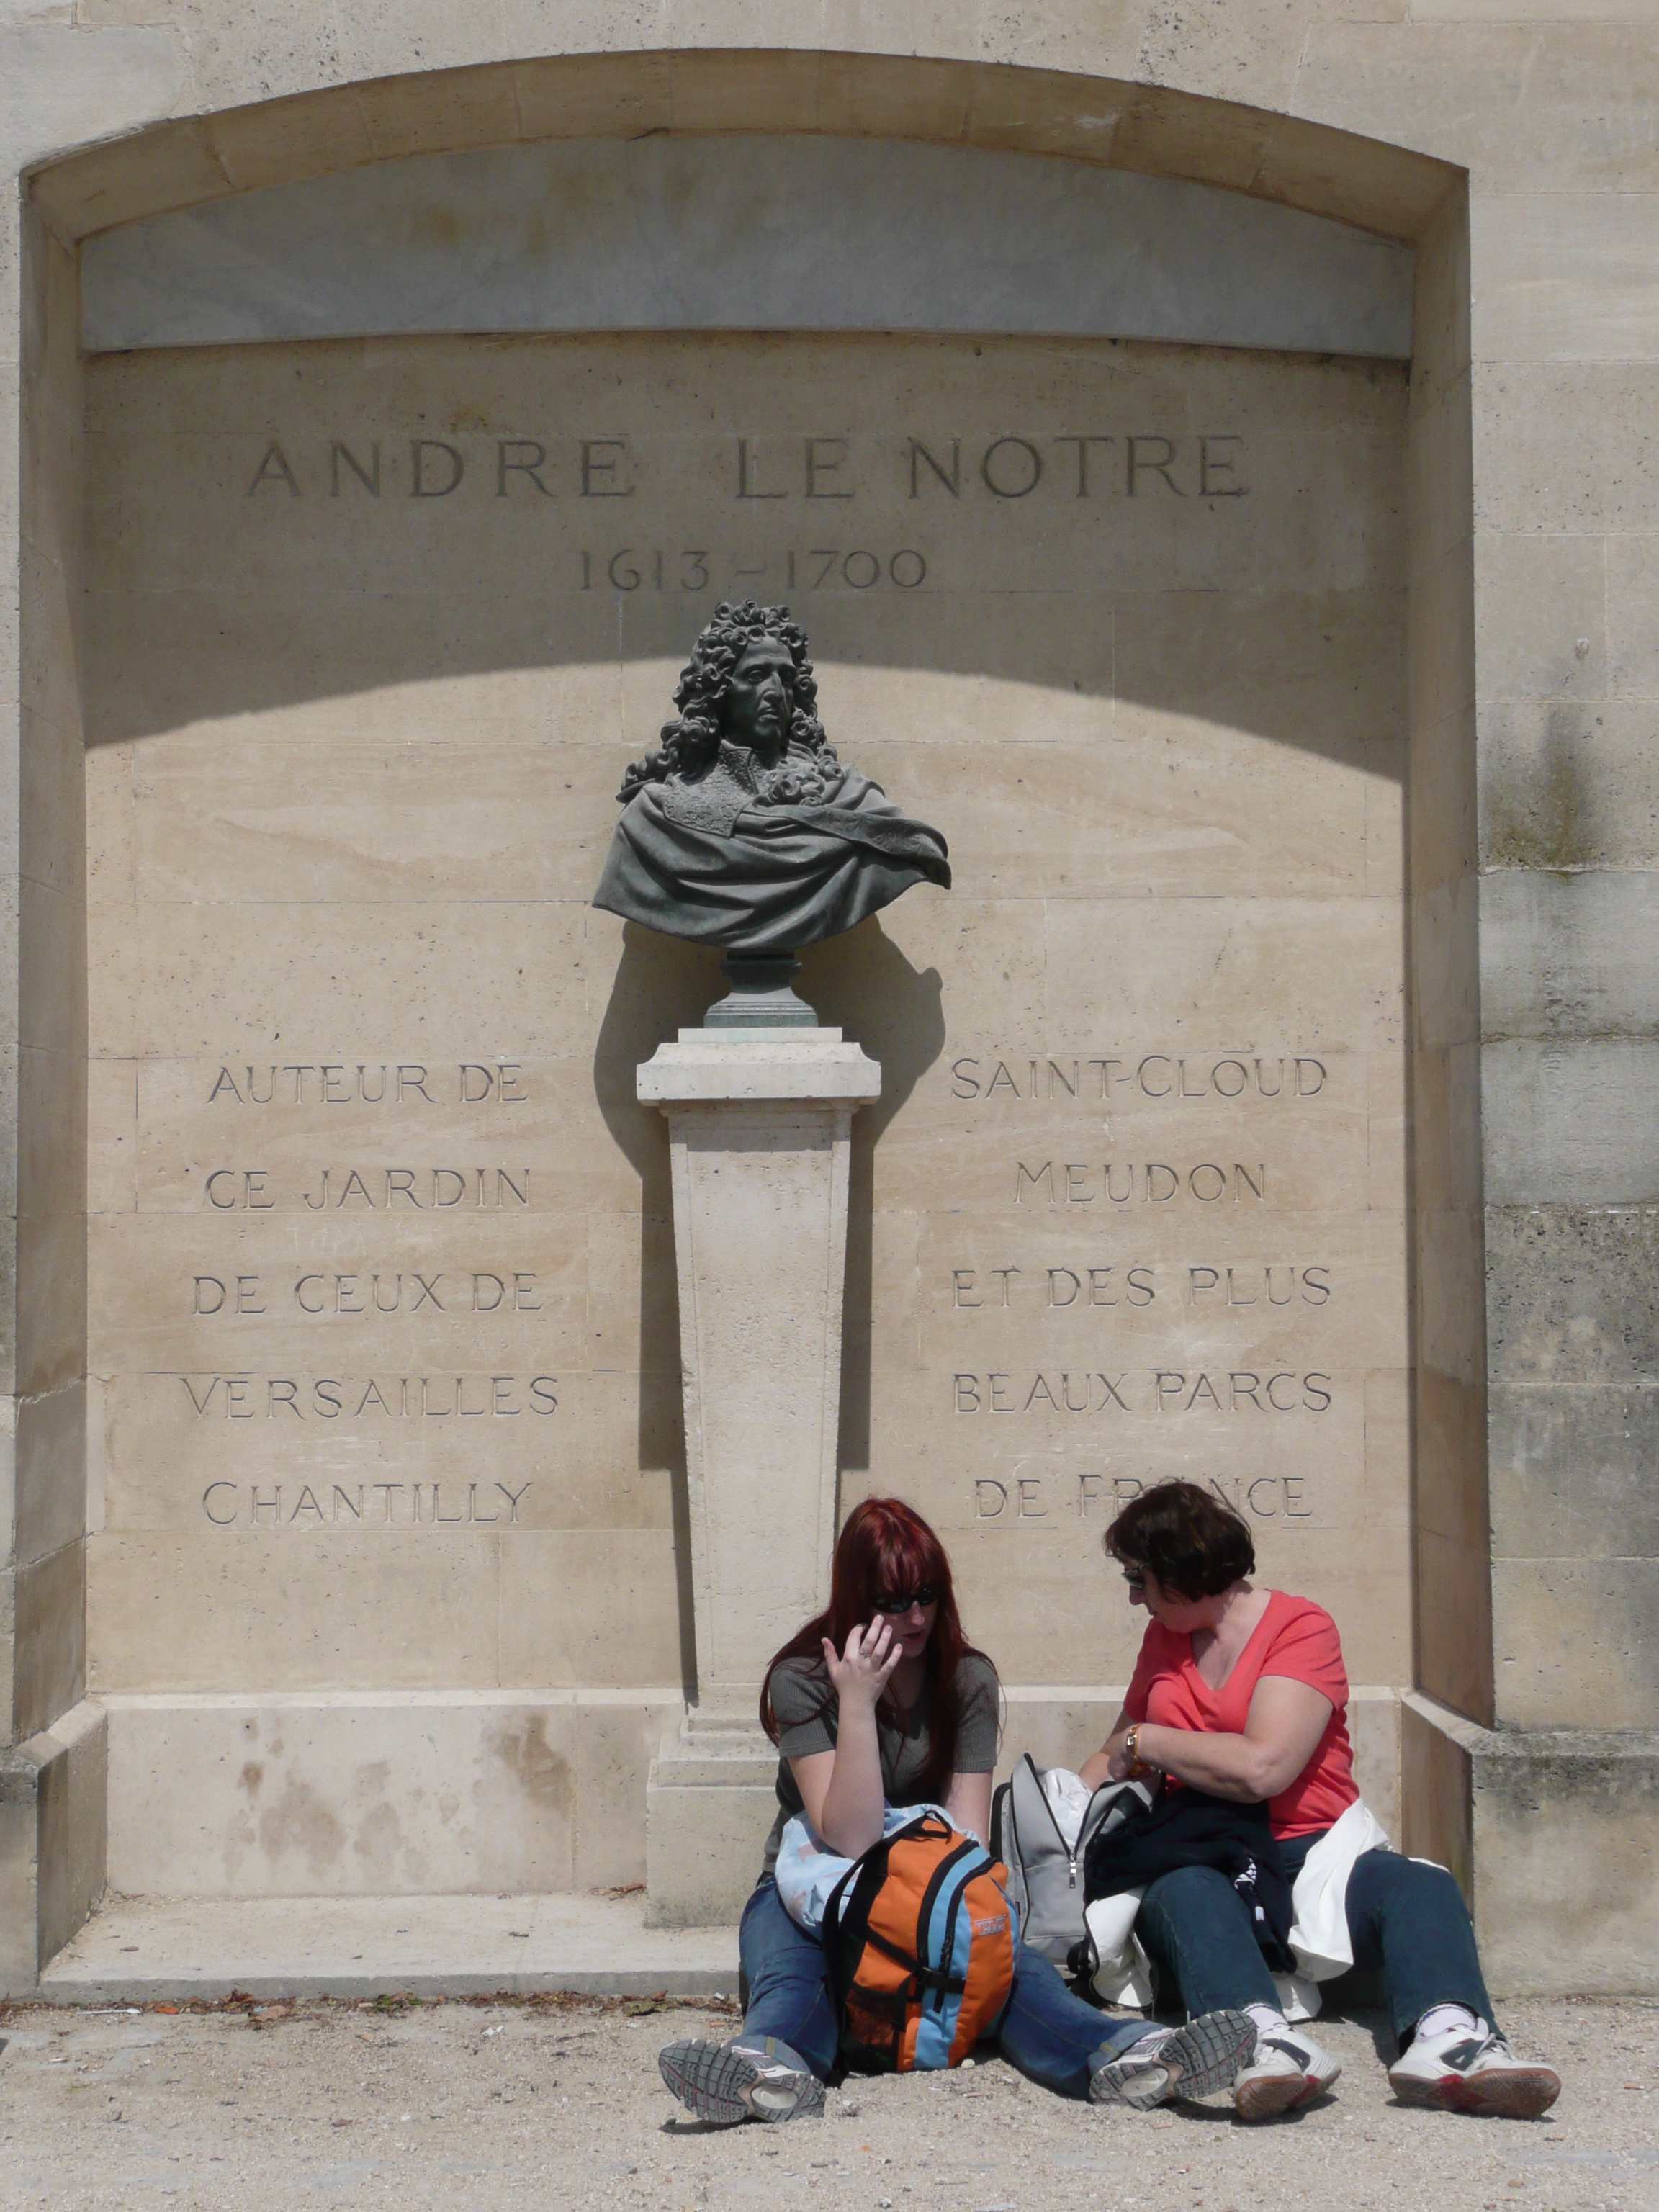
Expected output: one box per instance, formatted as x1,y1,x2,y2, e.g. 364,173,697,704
1123,1589,1358,1838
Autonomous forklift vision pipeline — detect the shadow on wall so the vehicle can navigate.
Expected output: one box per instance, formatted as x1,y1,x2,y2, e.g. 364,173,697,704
592,922,714,1692
801,920,947,1472
85,578,1402,776
81,328,1408,777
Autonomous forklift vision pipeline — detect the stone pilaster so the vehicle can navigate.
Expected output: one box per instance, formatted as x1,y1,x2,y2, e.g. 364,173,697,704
638,1028,878,1925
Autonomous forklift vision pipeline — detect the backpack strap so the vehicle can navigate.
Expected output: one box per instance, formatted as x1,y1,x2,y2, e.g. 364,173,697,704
913,1837,985,1984
819,1851,866,2031
857,1921,968,1996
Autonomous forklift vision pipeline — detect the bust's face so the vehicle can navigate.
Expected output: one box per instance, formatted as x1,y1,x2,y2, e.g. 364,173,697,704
720,637,794,762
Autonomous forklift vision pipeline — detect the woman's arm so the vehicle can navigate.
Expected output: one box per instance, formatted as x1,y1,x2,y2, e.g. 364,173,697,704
794,1759,994,1856
1078,1704,1136,1791
787,1620,902,1858
1103,1676,1333,1803
944,1770,993,1845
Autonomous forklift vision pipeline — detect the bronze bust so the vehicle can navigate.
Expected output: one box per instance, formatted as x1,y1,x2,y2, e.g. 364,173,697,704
593,602,950,1000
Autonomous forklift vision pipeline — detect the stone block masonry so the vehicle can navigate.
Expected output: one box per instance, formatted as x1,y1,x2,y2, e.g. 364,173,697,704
0,18,1653,1988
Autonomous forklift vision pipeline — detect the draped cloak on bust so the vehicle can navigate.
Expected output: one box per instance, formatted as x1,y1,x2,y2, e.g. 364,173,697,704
592,737,951,954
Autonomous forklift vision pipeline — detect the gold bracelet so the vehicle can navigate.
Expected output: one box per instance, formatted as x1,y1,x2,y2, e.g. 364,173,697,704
1124,1725,1140,1766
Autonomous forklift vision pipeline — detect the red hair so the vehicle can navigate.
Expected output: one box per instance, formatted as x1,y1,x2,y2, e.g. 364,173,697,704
759,1496,986,1803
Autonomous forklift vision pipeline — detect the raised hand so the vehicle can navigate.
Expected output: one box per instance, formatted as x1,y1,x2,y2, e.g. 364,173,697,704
821,1619,902,1709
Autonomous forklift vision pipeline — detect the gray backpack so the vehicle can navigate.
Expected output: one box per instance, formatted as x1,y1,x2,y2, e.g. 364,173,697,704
989,1755,1155,1968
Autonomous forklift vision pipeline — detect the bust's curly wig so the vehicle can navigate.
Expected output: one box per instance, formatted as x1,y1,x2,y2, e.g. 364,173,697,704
617,601,840,805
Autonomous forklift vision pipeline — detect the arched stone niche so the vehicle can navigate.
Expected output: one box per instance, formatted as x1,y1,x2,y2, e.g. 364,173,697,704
31,52,1457,245
15,51,1478,1959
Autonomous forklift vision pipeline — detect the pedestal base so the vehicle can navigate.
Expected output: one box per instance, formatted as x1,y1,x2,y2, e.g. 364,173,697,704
703,952,817,1029
39,1888,737,2002
644,1712,776,1929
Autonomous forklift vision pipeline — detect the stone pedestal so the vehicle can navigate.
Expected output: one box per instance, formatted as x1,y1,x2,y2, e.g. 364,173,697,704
644,1713,783,1929
638,1028,880,1925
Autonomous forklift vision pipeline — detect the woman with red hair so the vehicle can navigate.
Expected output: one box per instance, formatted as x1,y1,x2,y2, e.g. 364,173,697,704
660,1496,1251,2125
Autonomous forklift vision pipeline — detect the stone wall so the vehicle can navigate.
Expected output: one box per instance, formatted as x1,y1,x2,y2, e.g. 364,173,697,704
0,6,1655,1990
80,325,1407,1890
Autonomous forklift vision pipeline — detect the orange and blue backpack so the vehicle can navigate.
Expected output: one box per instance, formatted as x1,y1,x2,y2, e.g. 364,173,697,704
820,1809,1020,2072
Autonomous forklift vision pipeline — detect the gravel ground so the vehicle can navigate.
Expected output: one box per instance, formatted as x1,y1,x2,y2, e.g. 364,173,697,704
1,1992,1655,2212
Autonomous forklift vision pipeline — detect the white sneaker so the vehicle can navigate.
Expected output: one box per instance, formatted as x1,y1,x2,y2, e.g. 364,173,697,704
1090,2010,1255,2109
658,2036,825,2126
1388,2020,1560,2119
1233,2025,1341,2122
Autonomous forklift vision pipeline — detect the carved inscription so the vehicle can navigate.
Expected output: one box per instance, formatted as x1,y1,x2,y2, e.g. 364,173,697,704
1012,1163,1265,1205
202,1480,533,1527
974,1473,1315,1522
206,1169,531,1211
246,433,1250,507
950,1265,1330,1307
950,1055,1326,1102
177,1373,558,1419
943,1036,1351,1532
206,1061,527,1104
578,548,927,593
191,1271,544,1314
113,341,1406,1604
951,1372,1332,1414
168,1046,560,1531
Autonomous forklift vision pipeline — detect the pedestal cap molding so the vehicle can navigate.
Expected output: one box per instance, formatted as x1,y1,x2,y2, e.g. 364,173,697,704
637,1029,881,1105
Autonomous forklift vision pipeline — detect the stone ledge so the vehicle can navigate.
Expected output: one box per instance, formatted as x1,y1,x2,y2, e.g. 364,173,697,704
0,1699,109,1998
1403,1692,1659,1996
37,1891,738,2006
1405,1689,1659,1774
1474,1724,1659,1771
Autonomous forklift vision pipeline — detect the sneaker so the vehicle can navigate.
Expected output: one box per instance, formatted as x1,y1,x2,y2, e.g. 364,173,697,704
1090,2010,1255,2110
1388,2021,1560,2119
1233,2025,1342,2122
657,2036,825,2126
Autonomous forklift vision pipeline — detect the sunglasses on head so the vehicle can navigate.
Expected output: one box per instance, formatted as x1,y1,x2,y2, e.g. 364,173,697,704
871,1583,940,1615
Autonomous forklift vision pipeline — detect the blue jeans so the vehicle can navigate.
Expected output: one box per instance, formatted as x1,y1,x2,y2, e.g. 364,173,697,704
1135,1834,1498,2047
737,1876,1149,2098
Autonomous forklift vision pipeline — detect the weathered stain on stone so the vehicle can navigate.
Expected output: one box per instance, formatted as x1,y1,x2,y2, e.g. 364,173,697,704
237,1761,263,1797
352,1759,392,1802
1483,705,1593,875
408,203,459,251
256,1779,346,1874
490,1715,571,1815
351,1798,404,1879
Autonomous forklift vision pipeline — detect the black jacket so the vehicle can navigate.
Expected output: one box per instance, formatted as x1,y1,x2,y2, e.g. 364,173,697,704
1083,1784,1295,1972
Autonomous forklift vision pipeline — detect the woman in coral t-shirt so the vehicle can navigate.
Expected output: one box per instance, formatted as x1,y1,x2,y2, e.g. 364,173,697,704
1079,1480,1560,2126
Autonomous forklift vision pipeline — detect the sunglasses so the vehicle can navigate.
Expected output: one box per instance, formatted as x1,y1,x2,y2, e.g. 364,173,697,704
1120,1568,1147,1590
871,1584,940,1616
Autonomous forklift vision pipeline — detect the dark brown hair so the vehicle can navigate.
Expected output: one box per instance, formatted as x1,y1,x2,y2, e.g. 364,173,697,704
616,599,837,801
760,1496,989,1802
1105,1479,1256,1600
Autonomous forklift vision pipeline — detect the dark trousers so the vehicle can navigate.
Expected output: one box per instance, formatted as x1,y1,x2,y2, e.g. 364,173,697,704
1135,1833,1498,2047
737,1876,1149,2097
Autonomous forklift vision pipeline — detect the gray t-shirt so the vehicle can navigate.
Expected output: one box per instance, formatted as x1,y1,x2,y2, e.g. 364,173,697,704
760,1651,1002,1876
